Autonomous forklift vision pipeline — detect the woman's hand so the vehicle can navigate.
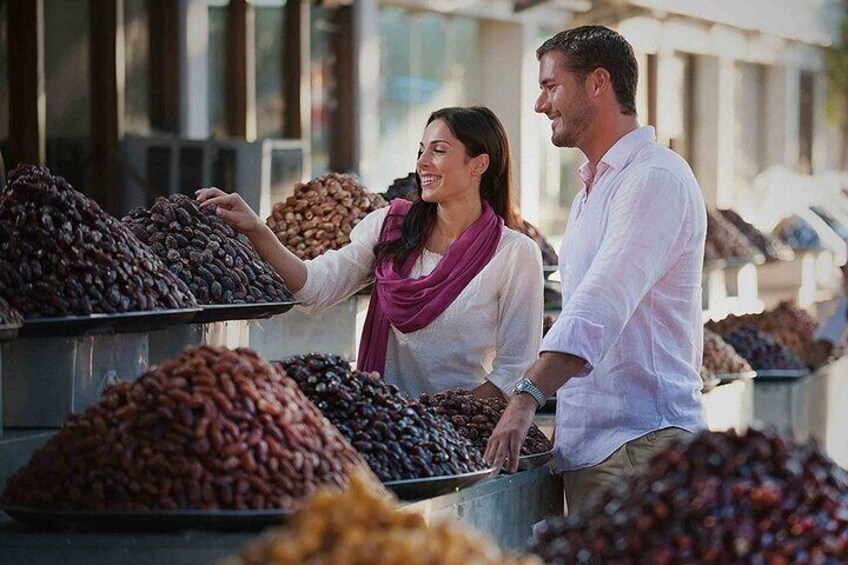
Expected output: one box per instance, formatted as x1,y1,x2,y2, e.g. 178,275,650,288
196,187,264,235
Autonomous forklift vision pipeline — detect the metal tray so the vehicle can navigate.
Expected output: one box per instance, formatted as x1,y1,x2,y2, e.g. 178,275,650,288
2,506,292,532
192,300,299,324
383,467,496,500
541,396,557,413
19,308,203,338
516,450,553,471
0,322,21,342
752,368,810,381
715,370,758,382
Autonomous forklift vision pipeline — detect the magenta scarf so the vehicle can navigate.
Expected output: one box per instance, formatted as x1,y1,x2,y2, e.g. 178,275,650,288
358,199,503,375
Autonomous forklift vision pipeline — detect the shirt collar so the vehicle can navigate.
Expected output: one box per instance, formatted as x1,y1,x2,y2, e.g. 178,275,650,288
578,126,656,187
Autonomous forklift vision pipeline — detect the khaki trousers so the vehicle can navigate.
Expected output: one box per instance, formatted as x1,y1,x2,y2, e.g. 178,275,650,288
563,427,691,514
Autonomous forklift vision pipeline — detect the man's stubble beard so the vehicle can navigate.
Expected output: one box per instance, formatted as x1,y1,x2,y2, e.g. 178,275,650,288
551,98,596,148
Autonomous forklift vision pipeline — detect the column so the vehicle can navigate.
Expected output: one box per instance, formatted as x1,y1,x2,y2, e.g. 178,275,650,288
7,0,45,167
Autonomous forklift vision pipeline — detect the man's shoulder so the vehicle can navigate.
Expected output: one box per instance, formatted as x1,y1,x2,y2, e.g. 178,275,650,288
626,142,699,190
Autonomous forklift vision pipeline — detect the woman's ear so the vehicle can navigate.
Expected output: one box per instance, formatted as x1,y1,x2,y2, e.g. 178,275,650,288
471,154,490,177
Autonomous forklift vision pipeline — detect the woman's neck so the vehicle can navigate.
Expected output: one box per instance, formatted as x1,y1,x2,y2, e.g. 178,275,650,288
435,196,484,241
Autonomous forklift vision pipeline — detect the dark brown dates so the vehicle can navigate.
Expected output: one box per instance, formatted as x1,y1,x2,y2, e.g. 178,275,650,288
530,428,848,563
1,346,362,511
0,296,22,325
0,165,197,317
719,326,807,372
276,354,489,482
419,388,552,456
122,194,292,305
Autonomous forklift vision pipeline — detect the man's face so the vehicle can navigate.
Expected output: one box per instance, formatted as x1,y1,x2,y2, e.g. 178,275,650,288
534,51,597,148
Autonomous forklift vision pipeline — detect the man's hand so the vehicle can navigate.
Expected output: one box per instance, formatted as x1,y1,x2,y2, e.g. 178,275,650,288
484,393,537,474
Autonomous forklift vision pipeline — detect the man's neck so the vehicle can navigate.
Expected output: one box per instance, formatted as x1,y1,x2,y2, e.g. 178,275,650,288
581,115,641,172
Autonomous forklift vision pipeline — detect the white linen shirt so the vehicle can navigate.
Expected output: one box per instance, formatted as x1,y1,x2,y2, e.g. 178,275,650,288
542,126,707,472
293,206,544,398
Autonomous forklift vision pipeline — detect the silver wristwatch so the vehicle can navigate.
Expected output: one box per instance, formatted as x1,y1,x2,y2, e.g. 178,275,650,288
512,377,545,410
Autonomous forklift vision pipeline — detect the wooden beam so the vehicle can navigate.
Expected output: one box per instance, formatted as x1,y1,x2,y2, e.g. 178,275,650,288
149,0,179,132
89,0,123,215
7,0,45,168
282,0,304,139
226,0,253,139
330,6,354,171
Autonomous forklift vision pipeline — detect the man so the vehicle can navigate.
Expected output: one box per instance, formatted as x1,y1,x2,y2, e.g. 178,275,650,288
485,25,707,513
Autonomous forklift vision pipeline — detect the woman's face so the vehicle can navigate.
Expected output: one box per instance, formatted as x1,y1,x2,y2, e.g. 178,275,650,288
417,119,487,204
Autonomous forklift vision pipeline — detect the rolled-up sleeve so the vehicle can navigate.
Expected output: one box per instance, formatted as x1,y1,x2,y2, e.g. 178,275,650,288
488,237,544,396
541,168,691,371
293,207,389,313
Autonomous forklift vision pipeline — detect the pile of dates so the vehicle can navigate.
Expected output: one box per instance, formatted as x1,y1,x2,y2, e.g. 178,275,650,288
702,328,752,375
718,326,807,372
773,215,822,251
123,194,292,305
707,301,820,368
418,388,552,455
0,296,22,326
0,165,196,317
266,173,387,260
705,209,759,262
237,468,541,565
718,209,793,262
2,346,362,511
517,219,558,266
543,315,556,337
530,428,848,563
276,354,488,482
699,365,719,393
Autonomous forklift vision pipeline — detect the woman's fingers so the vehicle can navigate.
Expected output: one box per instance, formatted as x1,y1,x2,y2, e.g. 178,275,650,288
198,193,236,211
195,187,227,202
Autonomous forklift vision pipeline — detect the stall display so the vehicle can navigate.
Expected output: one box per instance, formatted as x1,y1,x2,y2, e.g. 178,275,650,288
123,194,293,307
235,468,541,565
0,295,22,340
707,301,821,369
276,354,489,482
718,209,793,262
517,219,559,267
382,172,418,202
530,428,848,562
1,347,362,513
0,165,197,317
705,210,760,263
0,296,22,325
542,314,555,337
718,326,807,372
266,173,387,260
810,205,848,241
699,365,719,392
773,215,823,251
702,328,753,376
418,388,552,456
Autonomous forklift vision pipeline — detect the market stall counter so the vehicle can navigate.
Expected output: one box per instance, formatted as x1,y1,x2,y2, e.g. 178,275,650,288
753,354,848,468
0,465,561,564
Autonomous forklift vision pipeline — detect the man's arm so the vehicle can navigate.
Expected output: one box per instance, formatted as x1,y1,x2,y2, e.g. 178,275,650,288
484,351,586,473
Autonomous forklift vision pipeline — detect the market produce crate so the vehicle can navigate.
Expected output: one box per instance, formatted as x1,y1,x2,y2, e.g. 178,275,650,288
249,297,362,362
701,378,754,432
1,333,148,428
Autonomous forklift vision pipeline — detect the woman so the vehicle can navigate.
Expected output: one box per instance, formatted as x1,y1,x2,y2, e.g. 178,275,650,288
197,106,543,399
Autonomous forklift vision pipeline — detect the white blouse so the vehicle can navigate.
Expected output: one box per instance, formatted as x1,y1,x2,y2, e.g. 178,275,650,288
293,206,544,398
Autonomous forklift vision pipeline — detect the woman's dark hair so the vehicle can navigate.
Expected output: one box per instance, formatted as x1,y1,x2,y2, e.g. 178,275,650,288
374,106,516,269
537,25,638,116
